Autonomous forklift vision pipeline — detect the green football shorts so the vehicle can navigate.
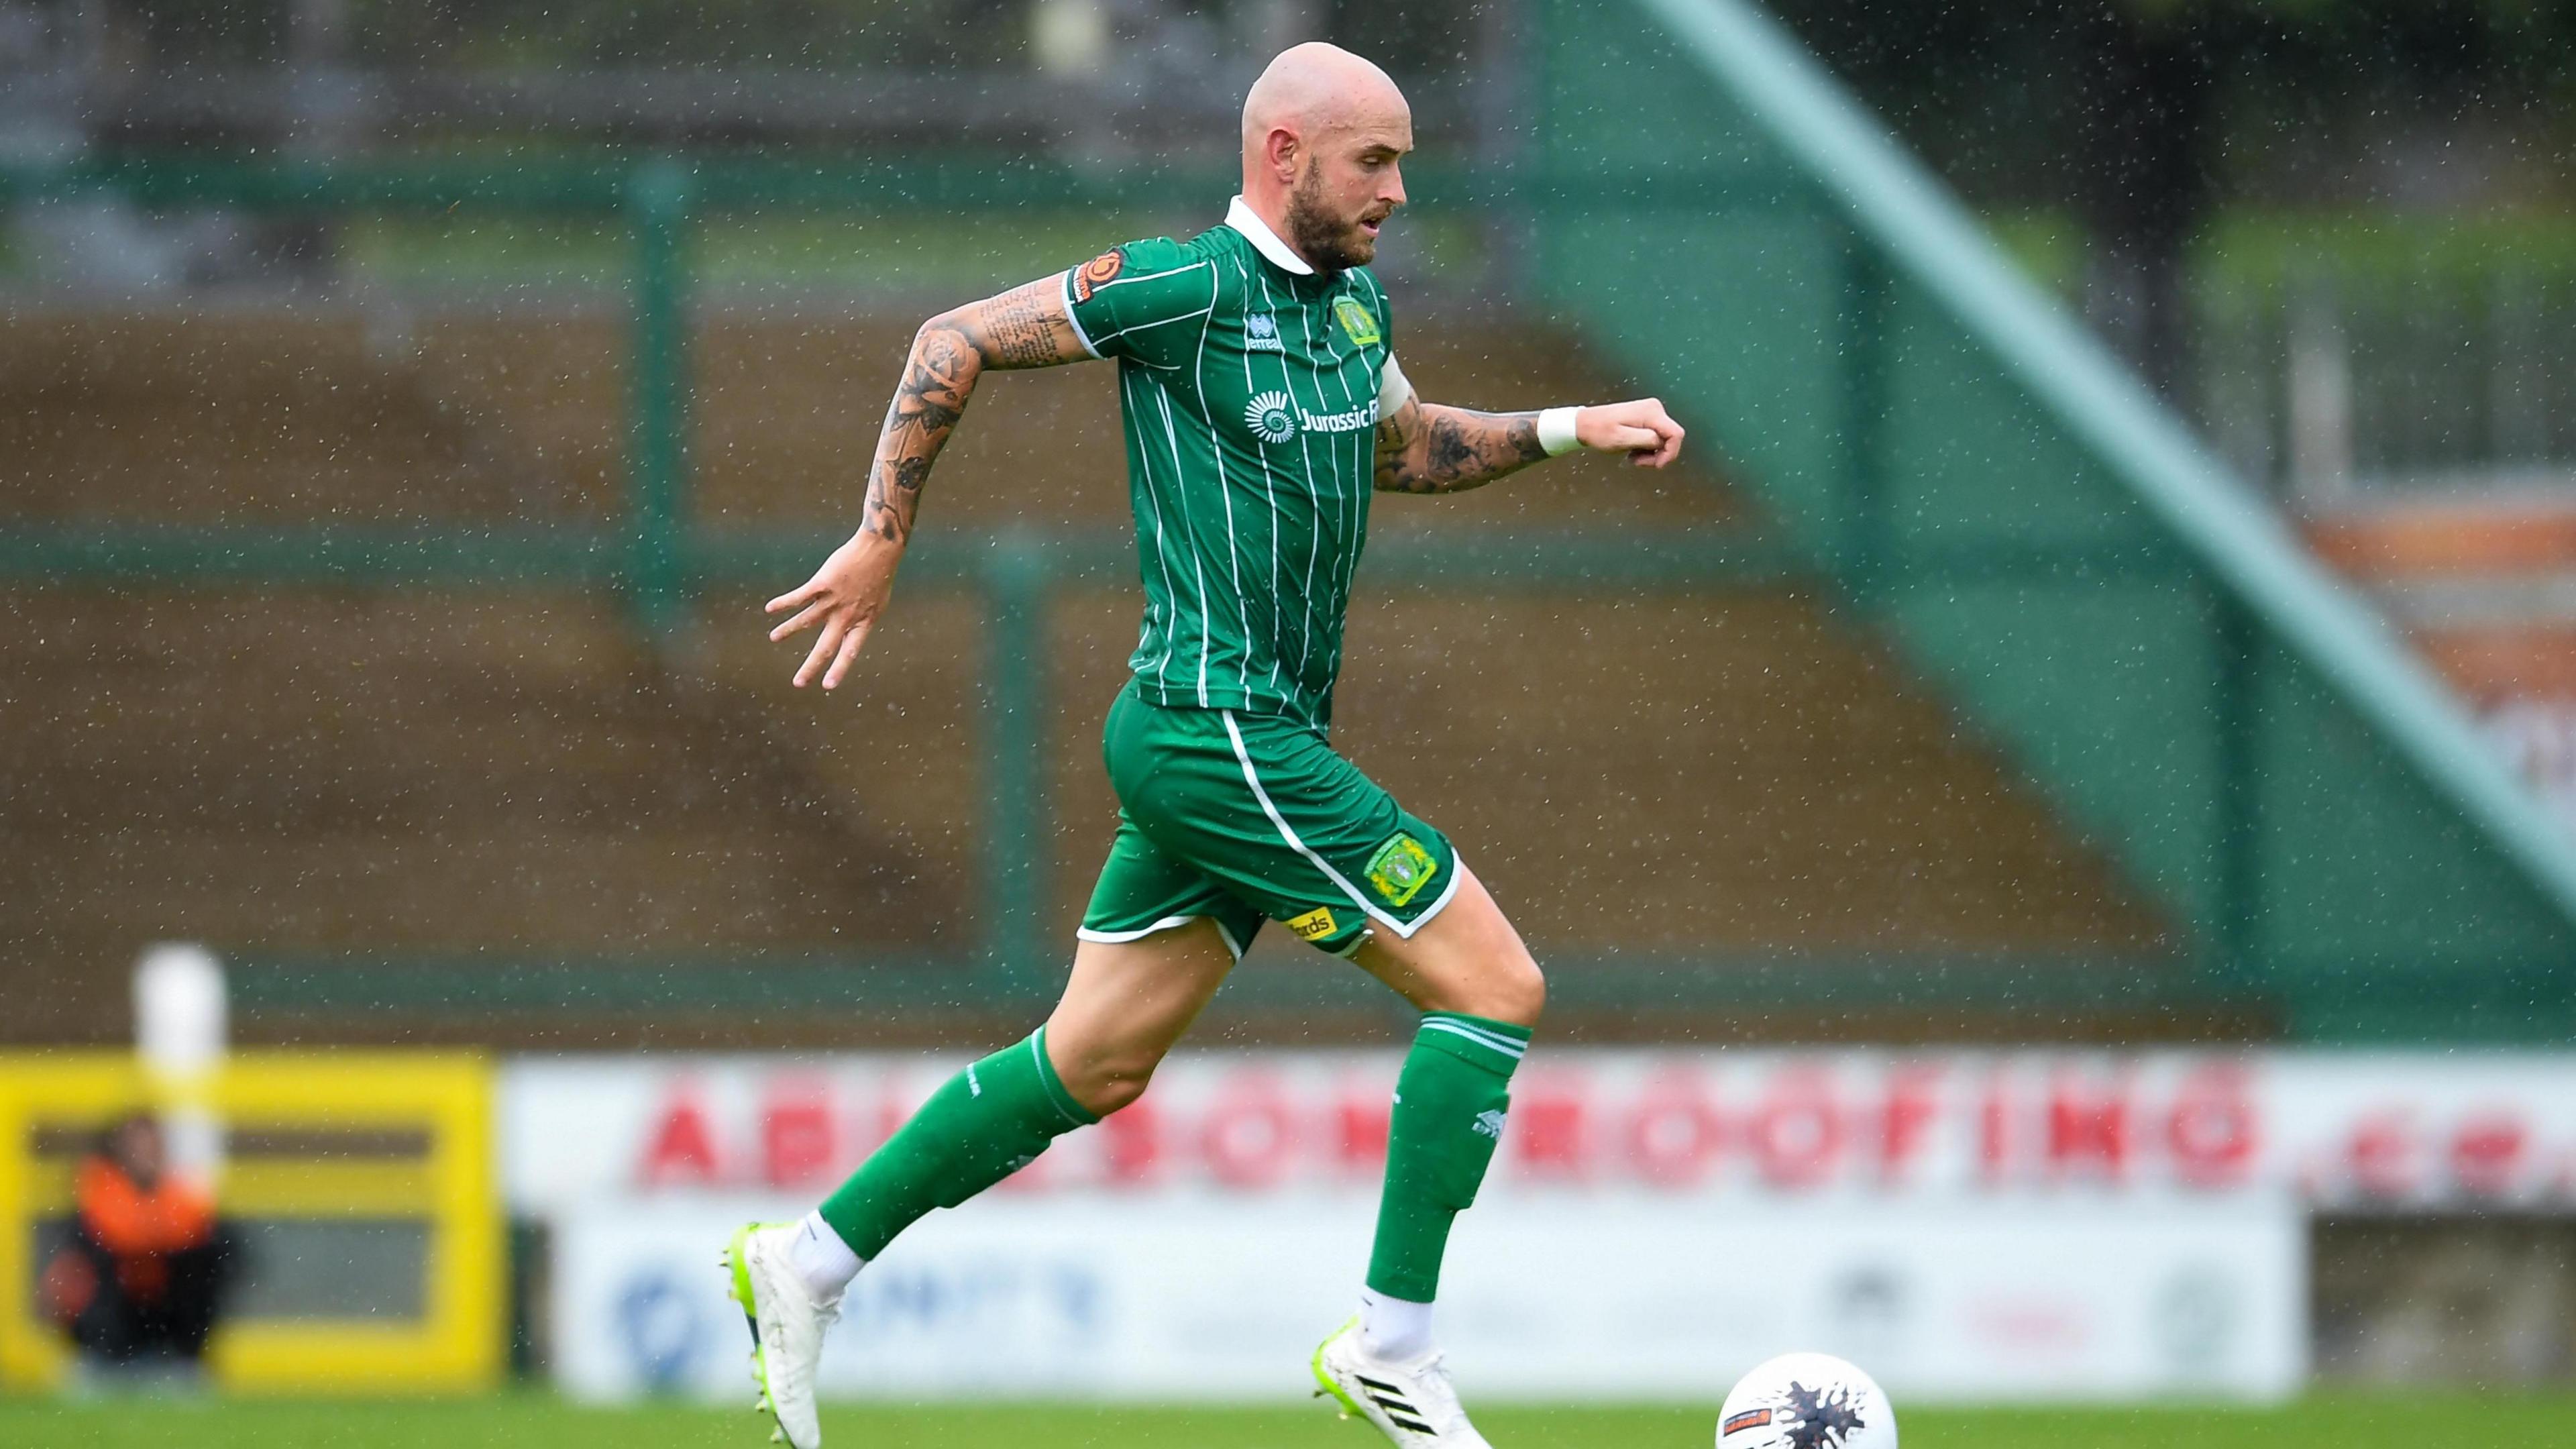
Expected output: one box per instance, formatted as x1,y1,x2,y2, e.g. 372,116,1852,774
1078,681,1462,959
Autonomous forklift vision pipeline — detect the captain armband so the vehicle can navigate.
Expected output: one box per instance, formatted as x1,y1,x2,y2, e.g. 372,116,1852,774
1376,354,1414,417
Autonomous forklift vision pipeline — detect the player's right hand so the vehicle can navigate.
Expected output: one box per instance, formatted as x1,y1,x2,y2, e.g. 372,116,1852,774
765,530,902,690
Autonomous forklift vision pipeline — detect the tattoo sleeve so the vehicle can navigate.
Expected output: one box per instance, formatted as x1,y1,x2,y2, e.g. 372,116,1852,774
1373,398,1553,494
857,275,1092,543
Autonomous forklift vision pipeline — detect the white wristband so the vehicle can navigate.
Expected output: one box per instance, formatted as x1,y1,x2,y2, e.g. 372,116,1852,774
1536,407,1583,457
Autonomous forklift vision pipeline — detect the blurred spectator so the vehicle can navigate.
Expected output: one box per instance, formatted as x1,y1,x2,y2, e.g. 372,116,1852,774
40,1113,238,1379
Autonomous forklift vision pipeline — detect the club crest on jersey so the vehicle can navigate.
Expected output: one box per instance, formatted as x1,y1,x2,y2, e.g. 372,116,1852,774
1332,297,1381,348
1245,313,1285,352
1071,249,1124,303
1366,833,1439,907
1246,390,1298,444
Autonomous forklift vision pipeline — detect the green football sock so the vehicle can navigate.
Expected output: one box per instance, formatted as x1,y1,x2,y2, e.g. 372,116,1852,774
1366,1011,1531,1303
816,1026,1097,1260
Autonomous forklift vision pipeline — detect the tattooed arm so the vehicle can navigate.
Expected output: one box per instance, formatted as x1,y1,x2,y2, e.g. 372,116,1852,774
1372,396,1546,495
1375,393,1686,495
765,276,1091,688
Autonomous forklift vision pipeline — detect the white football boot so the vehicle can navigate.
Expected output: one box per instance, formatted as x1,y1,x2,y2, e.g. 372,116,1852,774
1311,1316,1495,1449
724,1221,841,1449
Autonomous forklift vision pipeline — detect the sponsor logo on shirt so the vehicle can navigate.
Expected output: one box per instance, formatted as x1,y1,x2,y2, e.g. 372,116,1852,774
1246,390,1299,444
1285,907,1338,941
1071,249,1124,304
1245,313,1285,352
1245,390,1381,443
1297,401,1379,435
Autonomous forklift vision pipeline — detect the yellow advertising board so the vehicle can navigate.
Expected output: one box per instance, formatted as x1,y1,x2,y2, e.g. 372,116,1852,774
0,1051,499,1393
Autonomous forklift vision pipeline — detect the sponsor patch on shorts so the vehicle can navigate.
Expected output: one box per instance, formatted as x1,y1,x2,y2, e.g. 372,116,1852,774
1072,249,1124,303
1285,906,1338,942
1364,833,1439,908
1721,1409,1773,1436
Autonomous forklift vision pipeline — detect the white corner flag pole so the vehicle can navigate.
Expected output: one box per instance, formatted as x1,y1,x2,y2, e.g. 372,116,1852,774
135,943,228,1185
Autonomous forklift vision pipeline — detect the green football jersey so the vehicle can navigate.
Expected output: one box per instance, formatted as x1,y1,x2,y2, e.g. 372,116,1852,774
1063,197,1399,729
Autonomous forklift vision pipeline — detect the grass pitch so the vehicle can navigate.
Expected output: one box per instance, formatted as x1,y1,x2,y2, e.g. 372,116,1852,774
3,1395,2572,1449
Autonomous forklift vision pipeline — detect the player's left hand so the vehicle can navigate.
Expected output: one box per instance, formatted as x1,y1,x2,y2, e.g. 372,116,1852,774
1576,398,1684,468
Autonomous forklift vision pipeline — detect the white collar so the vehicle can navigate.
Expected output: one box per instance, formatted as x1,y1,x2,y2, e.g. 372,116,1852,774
1224,195,1315,276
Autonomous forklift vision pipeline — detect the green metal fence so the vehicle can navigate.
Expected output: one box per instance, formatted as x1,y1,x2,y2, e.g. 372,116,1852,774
1536,0,2576,1039
9,0,2574,1038
4,151,1889,1024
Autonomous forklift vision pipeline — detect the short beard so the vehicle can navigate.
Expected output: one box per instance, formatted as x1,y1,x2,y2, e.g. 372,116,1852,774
1283,159,1371,273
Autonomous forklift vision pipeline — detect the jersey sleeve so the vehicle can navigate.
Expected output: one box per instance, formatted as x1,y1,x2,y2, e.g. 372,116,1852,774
1063,237,1214,368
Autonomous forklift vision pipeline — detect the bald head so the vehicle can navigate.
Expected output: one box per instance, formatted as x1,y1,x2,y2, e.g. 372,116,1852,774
1241,42,1407,162
1238,43,1412,272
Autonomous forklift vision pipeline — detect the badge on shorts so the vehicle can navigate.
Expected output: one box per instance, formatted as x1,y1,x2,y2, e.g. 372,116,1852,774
1365,833,1438,908
1286,906,1338,942
1333,297,1381,348
1072,249,1124,303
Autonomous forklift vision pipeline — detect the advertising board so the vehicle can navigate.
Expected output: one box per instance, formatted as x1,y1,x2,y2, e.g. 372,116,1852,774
550,1193,2302,1403
507,1049,2479,1402
2,1051,501,1394
504,1050,2576,1214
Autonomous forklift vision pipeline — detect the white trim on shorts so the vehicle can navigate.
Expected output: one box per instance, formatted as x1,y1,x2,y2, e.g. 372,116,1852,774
1076,914,1248,960
1407,854,1466,934
1220,710,1461,943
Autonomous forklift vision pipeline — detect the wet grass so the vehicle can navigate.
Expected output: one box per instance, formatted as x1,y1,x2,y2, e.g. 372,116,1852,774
3,1392,2571,1449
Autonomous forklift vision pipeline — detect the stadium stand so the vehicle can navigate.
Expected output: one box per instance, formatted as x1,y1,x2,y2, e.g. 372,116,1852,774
10,0,2570,1049
1,305,2174,1047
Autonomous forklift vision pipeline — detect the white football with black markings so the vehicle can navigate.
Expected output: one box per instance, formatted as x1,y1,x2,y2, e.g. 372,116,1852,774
1717,1352,1896,1449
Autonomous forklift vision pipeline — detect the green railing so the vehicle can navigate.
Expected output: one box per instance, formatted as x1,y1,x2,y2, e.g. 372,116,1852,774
1532,0,2576,1040
223,947,2218,1036
3,149,1891,1020
16,87,2571,1038
0,516,1813,1013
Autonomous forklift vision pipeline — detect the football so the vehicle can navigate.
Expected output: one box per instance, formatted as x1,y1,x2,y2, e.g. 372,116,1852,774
1717,1352,1896,1449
